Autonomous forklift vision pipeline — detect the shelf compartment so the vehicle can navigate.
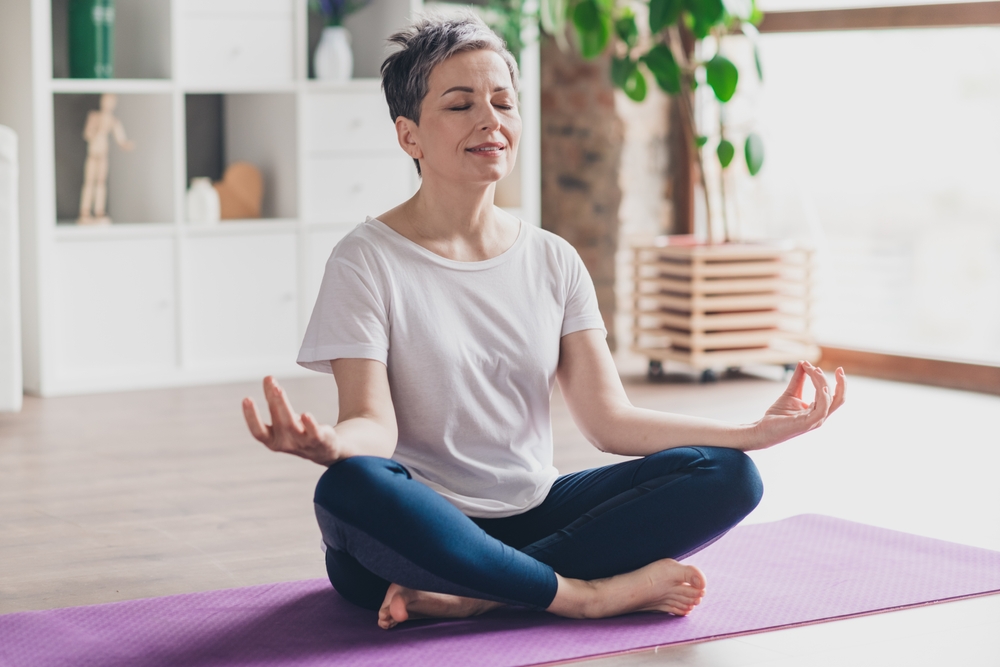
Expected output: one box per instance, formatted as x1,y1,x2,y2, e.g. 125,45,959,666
53,92,176,224
184,93,298,221
307,0,413,79
50,0,172,80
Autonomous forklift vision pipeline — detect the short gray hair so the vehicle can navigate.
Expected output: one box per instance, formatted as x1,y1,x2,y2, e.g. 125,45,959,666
381,12,520,174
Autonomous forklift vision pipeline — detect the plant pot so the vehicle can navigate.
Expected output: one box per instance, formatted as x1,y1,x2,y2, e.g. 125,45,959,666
314,26,353,82
630,237,819,379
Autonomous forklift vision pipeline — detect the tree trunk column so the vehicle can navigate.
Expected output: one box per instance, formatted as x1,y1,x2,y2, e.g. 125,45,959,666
539,35,624,351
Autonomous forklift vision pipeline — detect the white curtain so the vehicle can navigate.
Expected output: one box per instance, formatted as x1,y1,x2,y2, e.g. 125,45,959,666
0,125,22,411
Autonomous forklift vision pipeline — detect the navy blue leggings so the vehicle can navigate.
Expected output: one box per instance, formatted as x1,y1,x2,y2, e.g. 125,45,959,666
313,446,763,611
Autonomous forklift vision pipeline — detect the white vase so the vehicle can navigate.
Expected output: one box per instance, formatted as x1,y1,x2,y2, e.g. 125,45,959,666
314,26,353,82
186,177,220,226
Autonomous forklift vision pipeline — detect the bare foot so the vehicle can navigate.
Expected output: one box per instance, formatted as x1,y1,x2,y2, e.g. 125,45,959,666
548,558,707,620
377,583,504,630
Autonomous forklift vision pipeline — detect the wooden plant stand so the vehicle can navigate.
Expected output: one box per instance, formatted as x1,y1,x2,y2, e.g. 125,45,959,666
631,236,820,382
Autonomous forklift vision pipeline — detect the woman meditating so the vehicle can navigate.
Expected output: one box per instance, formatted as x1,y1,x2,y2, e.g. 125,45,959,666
242,14,846,630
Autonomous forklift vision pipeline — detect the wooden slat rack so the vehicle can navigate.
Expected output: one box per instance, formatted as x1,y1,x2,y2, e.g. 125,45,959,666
630,237,820,381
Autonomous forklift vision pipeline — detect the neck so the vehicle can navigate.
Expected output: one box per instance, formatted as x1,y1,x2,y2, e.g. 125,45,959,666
384,171,518,262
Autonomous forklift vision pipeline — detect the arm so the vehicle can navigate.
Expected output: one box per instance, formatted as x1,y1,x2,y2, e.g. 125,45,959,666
555,329,845,456
112,120,135,151
242,358,397,465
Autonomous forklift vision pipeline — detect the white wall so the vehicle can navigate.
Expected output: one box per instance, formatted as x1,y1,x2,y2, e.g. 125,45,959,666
0,125,22,411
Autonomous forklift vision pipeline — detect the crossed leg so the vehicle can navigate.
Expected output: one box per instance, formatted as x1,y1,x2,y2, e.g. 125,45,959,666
314,447,762,629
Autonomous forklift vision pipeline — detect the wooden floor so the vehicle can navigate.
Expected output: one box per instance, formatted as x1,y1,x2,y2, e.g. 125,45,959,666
2,356,999,665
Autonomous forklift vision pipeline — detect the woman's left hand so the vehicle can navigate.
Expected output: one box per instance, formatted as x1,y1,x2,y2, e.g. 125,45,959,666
744,361,846,451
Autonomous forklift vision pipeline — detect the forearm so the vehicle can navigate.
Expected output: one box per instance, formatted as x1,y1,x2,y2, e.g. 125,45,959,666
590,404,756,456
329,415,397,462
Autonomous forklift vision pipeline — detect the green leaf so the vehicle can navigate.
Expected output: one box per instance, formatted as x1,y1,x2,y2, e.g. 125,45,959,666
705,54,738,102
684,0,725,26
623,67,648,101
754,44,764,80
611,56,633,88
572,0,601,31
716,138,735,167
614,14,639,48
649,0,683,33
573,0,612,58
745,132,764,175
695,135,709,147
641,44,681,94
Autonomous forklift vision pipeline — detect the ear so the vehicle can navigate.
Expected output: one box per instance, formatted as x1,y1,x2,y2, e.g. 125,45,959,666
395,117,423,161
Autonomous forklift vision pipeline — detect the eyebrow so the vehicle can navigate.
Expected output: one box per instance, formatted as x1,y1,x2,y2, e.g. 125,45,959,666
440,85,510,96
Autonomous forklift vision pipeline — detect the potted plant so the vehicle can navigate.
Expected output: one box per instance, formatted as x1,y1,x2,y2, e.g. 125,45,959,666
533,1,818,378
310,0,372,81
541,0,766,243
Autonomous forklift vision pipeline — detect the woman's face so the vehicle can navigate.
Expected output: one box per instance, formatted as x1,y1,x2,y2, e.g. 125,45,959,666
399,49,521,187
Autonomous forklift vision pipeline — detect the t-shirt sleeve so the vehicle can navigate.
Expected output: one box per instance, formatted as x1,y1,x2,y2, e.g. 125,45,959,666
297,252,390,373
561,246,608,338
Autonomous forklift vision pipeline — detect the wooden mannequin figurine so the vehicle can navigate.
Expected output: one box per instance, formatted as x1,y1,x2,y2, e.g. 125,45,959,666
78,93,134,225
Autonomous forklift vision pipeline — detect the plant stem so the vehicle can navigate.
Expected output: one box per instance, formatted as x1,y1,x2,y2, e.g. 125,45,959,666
667,26,714,243
718,115,731,242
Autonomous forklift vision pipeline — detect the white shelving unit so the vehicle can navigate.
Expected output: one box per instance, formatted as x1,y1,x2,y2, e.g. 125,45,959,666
0,0,541,395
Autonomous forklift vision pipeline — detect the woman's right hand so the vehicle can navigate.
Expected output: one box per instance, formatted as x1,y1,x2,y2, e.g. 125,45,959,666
242,376,343,466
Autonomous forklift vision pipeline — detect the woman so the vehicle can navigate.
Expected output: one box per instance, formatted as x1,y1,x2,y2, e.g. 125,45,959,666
242,14,846,630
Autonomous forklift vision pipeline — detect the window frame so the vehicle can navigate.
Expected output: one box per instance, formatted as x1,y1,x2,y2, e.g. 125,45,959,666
669,3,1000,393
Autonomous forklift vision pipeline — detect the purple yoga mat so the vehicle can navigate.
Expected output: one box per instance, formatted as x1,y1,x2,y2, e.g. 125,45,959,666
3,515,1000,667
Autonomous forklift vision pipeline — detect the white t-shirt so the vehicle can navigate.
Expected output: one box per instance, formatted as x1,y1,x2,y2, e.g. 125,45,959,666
297,217,607,518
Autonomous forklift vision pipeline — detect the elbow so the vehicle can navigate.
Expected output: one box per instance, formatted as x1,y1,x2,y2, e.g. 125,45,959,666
578,403,631,455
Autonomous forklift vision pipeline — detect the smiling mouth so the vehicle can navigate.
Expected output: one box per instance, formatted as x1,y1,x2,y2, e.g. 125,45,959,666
467,145,504,153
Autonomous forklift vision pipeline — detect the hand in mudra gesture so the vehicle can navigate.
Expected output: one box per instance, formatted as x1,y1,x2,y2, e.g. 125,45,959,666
747,361,846,451
242,376,342,466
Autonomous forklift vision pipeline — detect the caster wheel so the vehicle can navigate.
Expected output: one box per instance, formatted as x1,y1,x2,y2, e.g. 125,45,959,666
648,360,664,380
783,363,797,372
725,366,741,378
700,369,718,383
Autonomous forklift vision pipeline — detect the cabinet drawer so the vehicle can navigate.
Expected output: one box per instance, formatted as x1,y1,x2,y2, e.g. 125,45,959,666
303,92,399,153
52,238,176,377
179,16,293,86
183,233,299,366
178,0,291,14
303,156,416,224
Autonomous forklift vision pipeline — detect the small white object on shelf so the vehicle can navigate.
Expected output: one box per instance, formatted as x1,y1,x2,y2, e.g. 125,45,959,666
186,178,221,226
314,26,353,82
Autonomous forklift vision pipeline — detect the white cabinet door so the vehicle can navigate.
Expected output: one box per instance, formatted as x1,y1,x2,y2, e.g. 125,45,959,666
183,233,298,367
303,155,416,224
51,238,176,382
302,92,400,154
179,16,294,86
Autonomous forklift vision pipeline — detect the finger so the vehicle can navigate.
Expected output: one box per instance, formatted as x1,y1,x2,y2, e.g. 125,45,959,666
805,365,833,420
302,412,321,440
265,376,301,430
242,397,273,445
783,361,807,399
828,367,847,415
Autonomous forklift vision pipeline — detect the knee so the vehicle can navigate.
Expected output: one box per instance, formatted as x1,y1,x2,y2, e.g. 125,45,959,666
314,456,407,518
701,447,764,517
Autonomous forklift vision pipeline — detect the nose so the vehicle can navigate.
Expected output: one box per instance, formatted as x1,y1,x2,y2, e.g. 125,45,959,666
478,104,502,132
